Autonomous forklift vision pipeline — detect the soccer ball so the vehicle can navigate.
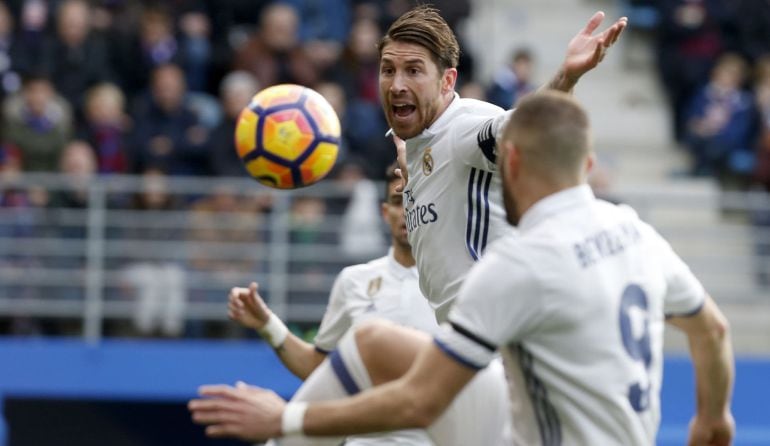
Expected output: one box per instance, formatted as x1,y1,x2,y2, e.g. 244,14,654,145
235,84,341,189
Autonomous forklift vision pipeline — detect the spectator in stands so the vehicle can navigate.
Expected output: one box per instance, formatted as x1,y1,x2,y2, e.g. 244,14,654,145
129,63,209,176
751,56,770,189
0,1,23,99
315,80,390,180
42,0,112,116
79,83,130,174
336,159,387,260
12,0,50,75
120,167,188,337
233,3,319,88
2,74,73,171
656,0,738,142
338,17,380,104
208,70,259,177
49,139,96,211
458,80,487,101
732,0,770,65
115,6,184,100
187,186,265,308
486,47,536,109
684,53,757,186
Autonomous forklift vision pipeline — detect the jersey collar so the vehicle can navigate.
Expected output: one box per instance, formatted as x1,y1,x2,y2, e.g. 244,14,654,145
517,184,595,233
387,247,418,280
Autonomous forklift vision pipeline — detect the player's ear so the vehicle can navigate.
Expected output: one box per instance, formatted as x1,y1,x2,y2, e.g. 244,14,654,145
442,68,457,94
380,202,389,220
505,141,521,180
585,152,595,175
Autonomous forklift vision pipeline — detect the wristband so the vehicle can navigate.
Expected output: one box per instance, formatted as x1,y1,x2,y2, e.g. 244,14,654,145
281,401,308,436
258,313,289,348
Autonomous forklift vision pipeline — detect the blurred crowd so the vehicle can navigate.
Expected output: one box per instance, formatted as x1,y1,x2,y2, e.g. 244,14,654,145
0,0,493,338
641,0,770,190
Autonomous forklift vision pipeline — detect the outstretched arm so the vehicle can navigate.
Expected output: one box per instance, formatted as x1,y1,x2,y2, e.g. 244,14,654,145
189,340,477,441
542,11,628,93
229,283,326,380
667,296,735,446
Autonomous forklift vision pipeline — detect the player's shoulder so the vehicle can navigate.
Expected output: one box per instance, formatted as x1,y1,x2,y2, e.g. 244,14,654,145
453,97,505,118
336,255,389,283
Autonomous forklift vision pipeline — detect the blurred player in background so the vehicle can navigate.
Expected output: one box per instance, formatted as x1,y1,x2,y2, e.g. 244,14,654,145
226,163,437,446
194,91,736,446
190,5,627,444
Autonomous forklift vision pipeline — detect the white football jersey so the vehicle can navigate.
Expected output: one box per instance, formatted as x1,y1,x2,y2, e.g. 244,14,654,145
402,94,514,321
313,250,438,445
436,185,705,445
314,250,440,353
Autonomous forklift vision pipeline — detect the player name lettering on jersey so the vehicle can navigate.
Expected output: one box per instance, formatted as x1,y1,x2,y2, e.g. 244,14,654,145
573,221,641,268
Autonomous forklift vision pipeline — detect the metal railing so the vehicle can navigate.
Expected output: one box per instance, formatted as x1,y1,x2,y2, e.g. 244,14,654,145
0,172,388,341
1,173,769,341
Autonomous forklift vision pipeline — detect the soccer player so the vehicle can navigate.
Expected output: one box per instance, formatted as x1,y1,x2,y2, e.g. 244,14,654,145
189,5,627,443
226,164,438,445
192,91,735,445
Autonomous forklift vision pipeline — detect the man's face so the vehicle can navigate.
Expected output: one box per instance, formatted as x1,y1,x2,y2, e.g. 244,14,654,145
382,179,409,248
379,41,450,139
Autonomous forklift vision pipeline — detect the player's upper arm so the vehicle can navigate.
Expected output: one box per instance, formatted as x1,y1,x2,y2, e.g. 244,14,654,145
400,340,479,426
666,295,729,341
647,224,707,317
452,104,512,172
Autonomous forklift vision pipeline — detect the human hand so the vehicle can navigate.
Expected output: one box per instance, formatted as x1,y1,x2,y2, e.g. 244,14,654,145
393,134,408,192
687,412,735,446
228,282,271,331
561,11,627,85
189,381,286,441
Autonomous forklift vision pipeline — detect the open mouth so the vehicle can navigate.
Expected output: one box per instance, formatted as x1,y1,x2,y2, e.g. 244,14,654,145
392,104,416,118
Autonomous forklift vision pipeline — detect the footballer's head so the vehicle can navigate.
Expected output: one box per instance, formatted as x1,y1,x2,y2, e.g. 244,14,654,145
499,91,594,225
382,161,409,249
377,5,459,139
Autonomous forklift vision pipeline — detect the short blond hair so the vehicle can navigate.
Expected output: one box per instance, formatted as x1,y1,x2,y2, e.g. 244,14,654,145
502,91,591,182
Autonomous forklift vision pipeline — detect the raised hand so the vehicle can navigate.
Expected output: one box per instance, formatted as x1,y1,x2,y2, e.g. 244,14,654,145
562,11,627,83
189,381,286,441
227,282,271,331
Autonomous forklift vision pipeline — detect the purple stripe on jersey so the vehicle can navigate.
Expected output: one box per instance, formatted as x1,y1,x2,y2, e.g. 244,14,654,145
481,171,492,253
433,338,485,370
466,168,479,261
473,170,485,255
517,345,562,445
329,350,360,395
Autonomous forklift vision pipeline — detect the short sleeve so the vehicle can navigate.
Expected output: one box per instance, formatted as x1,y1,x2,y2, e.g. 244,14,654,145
650,228,706,317
434,240,542,369
313,270,354,352
451,106,512,172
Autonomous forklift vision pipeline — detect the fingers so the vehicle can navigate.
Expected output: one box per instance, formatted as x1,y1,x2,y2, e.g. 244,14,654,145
198,384,241,399
394,168,405,192
582,11,605,35
600,17,628,48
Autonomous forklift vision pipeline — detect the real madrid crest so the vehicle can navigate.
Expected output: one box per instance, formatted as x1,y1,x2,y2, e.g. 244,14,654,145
422,147,434,176
367,276,382,297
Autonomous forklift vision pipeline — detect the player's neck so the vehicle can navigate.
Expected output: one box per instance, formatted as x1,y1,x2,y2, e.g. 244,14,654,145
516,179,579,218
392,244,416,267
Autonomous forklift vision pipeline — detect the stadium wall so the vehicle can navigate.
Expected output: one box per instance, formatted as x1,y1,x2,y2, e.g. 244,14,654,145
0,338,766,445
